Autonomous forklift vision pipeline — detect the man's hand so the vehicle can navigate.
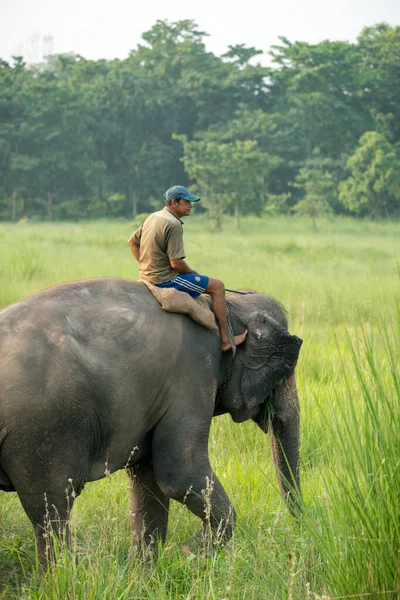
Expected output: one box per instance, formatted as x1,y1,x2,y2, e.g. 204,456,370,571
170,258,197,274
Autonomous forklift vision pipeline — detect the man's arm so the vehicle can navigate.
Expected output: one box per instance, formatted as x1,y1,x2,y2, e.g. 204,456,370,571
170,258,198,274
128,240,140,262
127,227,142,263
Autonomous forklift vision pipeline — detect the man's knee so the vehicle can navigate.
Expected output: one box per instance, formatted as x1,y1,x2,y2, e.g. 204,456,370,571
206,278,225,295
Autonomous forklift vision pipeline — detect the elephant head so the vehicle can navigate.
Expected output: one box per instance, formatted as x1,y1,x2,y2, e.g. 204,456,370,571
219,307,302,421
240,311,302,408
217,299,303,514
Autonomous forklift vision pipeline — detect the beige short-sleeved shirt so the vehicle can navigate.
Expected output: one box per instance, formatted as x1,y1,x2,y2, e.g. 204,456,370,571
128,209,185,284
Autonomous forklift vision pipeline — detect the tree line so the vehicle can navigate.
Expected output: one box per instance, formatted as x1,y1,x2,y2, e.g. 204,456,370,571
1,20,399,227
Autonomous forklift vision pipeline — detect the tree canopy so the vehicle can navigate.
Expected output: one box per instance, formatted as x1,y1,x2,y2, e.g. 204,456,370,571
0,20,399,225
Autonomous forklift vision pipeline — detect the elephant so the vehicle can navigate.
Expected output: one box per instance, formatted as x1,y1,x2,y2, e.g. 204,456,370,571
0,278,302,570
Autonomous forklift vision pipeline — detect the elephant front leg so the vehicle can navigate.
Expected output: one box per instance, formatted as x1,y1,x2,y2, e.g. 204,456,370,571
179,471,236,554
126,460,170,554
152,416,236,552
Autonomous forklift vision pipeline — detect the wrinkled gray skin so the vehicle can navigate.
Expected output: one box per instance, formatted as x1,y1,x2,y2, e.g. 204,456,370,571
0,278,302,570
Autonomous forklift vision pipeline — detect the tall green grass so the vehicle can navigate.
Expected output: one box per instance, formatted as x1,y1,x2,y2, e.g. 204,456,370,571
299,318,400,599
0,216,399,599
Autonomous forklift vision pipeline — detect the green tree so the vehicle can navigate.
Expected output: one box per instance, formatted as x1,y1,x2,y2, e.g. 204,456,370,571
89,59,173,217
221,44,270,110
18,54,107,220
339,131,400,220
268,38,371,160
0,57,34,220
197,105,296,206
177,136,274,229
292,156,336,230
357,24,400,144
133,20,236,136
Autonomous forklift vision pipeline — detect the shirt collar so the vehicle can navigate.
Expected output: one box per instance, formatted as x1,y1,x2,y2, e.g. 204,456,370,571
164,207,184,224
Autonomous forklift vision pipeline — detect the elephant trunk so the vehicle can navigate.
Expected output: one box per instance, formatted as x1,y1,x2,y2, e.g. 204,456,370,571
270,374,301,516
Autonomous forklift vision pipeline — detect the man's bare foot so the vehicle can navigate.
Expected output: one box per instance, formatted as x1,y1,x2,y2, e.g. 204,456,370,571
221,330,248,352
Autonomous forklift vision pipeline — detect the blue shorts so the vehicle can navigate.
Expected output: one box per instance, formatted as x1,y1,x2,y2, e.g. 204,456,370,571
156,273,209,299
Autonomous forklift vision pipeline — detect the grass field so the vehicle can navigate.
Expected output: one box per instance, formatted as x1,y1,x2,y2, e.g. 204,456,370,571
0,215,399,599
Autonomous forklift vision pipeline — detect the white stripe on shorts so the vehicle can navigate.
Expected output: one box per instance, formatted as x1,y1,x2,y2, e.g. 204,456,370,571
175,276,204,293
175,277,204,293
174,275,203,289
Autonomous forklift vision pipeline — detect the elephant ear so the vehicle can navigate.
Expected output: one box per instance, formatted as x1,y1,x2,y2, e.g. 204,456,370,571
240,312,302,410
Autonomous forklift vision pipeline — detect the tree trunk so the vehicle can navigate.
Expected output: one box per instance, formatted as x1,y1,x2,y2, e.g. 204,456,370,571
312,204,318,232
234,202,239,230
12,190,17,221
98,180,103,203
307,137,312,160
99,182,109,217
214,211,223,231
132,194,138,218
372,192,383,222
47,191,53,222
259,175,266,208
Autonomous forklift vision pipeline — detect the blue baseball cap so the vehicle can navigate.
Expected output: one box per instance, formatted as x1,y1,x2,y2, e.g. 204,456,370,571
163,185,200,202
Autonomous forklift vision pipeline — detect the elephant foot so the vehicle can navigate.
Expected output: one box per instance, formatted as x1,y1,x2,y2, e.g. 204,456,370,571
181,529,226,557
129,537,160,563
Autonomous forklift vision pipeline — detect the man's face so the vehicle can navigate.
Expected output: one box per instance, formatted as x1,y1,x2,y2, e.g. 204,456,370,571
171,199,193,217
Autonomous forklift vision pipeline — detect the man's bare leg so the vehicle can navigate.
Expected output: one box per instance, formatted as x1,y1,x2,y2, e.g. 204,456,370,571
205,278,247,351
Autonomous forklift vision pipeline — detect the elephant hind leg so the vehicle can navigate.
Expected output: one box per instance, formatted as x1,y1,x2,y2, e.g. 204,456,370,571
3,435,87,574
17,487,75,575
126,461,170,555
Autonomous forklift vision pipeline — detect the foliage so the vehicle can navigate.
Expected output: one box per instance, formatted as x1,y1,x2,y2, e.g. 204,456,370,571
339,131,400,219
291,154,336,229
357,24,400,142
176,135,277,228
0,21,400,224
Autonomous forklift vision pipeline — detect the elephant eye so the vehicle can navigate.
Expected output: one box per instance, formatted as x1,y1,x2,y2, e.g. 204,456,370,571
255,328,262,340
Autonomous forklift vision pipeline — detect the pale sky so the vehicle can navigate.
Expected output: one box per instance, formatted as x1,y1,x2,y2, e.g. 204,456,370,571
1,0,399,65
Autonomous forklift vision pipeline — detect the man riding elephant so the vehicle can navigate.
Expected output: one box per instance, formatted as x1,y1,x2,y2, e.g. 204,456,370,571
127,185,247,351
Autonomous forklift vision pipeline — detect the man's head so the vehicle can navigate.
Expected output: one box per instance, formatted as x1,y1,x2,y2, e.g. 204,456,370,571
164,185,200,218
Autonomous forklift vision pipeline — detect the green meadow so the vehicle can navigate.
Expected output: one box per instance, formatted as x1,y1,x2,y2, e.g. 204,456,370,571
0,215,399,599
